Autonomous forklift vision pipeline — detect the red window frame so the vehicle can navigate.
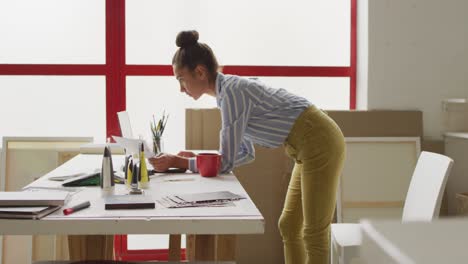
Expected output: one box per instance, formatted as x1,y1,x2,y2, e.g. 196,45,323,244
0,0,357,260
0,0,357,139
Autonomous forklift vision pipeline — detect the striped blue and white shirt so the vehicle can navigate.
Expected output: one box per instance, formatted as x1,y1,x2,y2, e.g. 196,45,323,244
189,73,312,173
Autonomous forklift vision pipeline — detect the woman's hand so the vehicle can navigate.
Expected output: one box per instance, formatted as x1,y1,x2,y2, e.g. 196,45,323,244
177,151,196,158
149,153,189,172
149,153,176,172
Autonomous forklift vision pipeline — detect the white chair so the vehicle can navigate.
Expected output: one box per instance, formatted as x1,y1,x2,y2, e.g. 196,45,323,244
331,151,454,264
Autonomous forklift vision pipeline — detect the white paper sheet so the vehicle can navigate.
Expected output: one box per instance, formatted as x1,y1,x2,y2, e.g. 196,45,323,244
112,136,155,157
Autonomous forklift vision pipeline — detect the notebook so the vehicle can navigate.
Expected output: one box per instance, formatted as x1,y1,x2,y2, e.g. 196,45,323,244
105,195,155,210
0,206,60,220
0,191,70,207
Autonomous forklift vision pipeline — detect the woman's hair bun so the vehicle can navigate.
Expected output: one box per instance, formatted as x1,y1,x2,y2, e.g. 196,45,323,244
176,30,199,48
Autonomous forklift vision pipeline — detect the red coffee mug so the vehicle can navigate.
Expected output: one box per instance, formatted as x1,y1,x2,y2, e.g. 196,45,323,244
196,153,221,177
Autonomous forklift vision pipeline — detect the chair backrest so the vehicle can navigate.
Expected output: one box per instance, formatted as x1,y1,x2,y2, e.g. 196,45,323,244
402,151,454,222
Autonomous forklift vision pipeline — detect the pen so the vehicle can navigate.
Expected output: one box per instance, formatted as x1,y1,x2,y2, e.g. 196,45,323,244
63,201,91,215
164,178,195,182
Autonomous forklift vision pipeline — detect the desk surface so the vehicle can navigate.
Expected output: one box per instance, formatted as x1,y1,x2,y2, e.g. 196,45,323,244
0,154,264,235
360,219,468,263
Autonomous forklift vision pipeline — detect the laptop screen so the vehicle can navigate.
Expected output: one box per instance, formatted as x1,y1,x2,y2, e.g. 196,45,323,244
117,111,134,139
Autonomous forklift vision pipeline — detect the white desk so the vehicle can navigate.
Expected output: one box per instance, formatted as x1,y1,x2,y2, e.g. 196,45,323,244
444,132,468,215
0,154,264,261
360,218,468,263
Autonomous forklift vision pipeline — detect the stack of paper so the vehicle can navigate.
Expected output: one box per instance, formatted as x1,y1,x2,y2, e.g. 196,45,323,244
156,191,246,208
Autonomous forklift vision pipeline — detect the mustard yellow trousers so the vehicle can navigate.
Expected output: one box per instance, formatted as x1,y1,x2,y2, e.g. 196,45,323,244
279,106,345,264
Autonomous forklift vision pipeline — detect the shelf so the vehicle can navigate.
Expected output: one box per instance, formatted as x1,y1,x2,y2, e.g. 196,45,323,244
442,98,468,112
444,132,468,139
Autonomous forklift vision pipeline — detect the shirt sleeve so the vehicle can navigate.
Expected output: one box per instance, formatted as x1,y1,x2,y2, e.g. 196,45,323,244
218,83,255,173
188,157,198,173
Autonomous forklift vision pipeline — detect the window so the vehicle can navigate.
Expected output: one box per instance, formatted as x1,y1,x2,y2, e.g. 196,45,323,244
0,1,356,259
126,76,216,154
0,76,106,142
0,0,356,141
125,0,356,150
0,0,105,64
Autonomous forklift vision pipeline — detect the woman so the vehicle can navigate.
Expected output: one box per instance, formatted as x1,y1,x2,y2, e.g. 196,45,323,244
149,30,345,264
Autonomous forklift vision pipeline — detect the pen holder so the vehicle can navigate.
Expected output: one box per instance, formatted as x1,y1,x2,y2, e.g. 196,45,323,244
152,136,163,155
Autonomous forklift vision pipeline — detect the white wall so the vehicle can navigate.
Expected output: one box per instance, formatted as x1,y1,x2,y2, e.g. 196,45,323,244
357,0,369,110
367,0,468,139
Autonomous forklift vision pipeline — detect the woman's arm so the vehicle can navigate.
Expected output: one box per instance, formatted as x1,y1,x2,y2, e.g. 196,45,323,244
235,138,255,166
187,124,255,174
218,85,255,173
148,153,189,172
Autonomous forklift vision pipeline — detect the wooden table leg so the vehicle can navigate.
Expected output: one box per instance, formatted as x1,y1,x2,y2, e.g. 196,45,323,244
186,234,196,261
68,235,114,260
168,234,181,261
194,234,216,260
216,234,237,261
188,234,237,261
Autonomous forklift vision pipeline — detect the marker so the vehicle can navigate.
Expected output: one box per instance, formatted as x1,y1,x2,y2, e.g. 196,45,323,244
63,201,91,215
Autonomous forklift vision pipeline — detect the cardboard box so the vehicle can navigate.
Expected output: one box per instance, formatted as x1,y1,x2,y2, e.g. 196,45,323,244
326,110,423,137
185,108,423,264
456,192,468,216
442,99,468,132
186,108,221,150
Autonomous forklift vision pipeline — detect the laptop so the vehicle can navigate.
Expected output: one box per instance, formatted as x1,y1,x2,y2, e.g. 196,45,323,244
115,111,186,173
79,111,131,154
115,111,152,155
115,110,147,154
117,111,135,139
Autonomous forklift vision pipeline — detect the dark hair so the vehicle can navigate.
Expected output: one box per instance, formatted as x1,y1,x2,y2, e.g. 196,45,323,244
172,30,219,81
